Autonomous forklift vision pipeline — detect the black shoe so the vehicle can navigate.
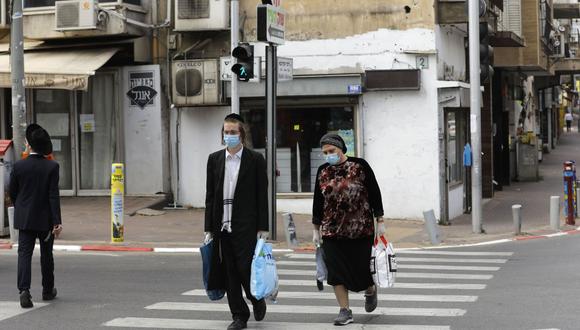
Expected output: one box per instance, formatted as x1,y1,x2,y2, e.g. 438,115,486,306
20,290,33,308
364,286,378,313
253,299,267,321
227,319,247,330
42,288,57,301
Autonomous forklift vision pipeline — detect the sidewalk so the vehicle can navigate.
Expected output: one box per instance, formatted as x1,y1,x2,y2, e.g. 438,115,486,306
2,130,580,251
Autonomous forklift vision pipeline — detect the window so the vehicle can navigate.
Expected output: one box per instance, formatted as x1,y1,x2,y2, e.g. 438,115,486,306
241,104,356,193
24,0,141,9
446,110,468,186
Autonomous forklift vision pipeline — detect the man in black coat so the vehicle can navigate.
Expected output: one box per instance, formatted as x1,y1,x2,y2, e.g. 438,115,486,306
9,124,62,308
204,113,269,330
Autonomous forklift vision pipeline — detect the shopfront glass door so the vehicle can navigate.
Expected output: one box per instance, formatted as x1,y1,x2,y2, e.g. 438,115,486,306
77,72,119,193
33,90,75,192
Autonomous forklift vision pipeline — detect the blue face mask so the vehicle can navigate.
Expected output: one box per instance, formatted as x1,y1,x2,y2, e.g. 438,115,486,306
224,134,241,148
326,153,340,165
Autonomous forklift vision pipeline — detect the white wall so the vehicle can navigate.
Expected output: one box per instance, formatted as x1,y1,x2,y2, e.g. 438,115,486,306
448,185,464,220
435,26,467,82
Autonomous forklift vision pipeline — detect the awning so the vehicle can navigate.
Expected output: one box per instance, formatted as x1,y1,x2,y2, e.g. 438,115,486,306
0,48,118,91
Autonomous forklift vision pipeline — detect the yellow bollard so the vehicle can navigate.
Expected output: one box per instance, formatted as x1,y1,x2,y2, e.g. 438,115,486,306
111,163,124,243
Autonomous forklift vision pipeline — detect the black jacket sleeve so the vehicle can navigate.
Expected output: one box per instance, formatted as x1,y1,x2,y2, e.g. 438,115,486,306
256,151,269,232
8,164,18,203
361,159,384,218
48,163,62,225
204,153,215,233
312,165,324,225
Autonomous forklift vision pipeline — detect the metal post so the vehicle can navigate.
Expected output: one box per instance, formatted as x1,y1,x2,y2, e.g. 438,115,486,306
266,45,277,239
512,204,522,235
550,196,560,230
230,0,239,114
468,0,483,234
422,209,441,245
11,0,26,158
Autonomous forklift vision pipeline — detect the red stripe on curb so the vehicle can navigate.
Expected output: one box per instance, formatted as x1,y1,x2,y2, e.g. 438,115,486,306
563,229,580,235
514,235,546,241
81,245,154,252
0,243,12,249
293,247,316,252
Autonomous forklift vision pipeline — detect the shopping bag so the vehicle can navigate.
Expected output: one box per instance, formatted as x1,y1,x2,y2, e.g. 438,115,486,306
315,246,327,291
250,238,279,301
200,239,226,301
370,235,397,288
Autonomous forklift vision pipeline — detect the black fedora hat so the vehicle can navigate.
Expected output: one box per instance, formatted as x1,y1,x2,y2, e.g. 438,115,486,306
26,123,42,143
27,125,53,156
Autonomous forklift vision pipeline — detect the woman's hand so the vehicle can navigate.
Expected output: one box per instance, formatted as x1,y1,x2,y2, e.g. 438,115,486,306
376,218,385,236
312,229,321,247
203,232,213,244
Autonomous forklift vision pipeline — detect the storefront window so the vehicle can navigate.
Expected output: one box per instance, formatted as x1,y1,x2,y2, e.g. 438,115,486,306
446,110,468,185
241,104,355,193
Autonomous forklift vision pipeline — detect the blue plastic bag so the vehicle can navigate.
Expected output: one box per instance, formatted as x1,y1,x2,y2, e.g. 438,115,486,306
200,239,225,301
250,238,279,301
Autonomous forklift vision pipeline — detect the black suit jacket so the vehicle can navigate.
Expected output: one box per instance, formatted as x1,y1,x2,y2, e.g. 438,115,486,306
204,147,269,236
9,154,62,231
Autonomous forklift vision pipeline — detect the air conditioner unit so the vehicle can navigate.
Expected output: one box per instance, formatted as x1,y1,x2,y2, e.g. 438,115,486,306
174,0,229,31
172,59,221,106
55,0,97,31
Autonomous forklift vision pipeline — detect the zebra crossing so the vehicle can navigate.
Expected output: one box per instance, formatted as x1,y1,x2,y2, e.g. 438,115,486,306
0,302,49,323
103,248,514,329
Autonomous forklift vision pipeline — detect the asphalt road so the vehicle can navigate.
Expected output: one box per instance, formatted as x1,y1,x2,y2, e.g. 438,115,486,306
0,235,578,330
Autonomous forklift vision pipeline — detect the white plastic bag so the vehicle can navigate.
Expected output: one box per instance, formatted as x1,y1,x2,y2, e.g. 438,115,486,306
250,238,279,301
370,235,397,288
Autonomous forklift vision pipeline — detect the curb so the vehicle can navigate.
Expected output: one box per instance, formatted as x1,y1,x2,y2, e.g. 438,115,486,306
1,228,579,253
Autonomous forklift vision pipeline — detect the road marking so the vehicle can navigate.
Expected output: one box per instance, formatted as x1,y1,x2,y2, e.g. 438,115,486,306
181,289,478,302
276,269,492,280
104,318,451,330
153,248,199,253
399,264,501,271
145,302,466,317
396,251,513,256
397,257,507,264
0,301,49,322
277,279,486,290
277,260,317,267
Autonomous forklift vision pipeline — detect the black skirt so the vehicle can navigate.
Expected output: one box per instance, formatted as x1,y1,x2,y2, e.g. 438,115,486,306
322,236,374,292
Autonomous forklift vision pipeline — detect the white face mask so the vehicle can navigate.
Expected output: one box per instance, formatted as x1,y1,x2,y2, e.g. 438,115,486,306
325,153,340,165
224,134,240,148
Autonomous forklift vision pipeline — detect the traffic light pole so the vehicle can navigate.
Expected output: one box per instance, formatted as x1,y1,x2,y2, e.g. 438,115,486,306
266,44,277,240
11,0,26,158
230,0,239,114
468,0,483,234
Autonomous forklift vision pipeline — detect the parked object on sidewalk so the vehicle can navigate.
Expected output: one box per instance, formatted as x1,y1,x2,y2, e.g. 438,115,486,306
370,235,397,288
200,239,225,301
282,212,299,248
111,163,125,243
550,196,560,230
250,238,278,301
563,161,576,226
423,209,441,244
512,204,522,235
315,245,327,291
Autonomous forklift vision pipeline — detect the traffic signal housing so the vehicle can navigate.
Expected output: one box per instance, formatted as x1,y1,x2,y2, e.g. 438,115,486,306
479,22,494,83
231,43,254,82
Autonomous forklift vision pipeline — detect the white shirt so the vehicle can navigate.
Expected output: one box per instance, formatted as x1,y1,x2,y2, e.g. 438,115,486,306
222,147,243,232
565,113,574,121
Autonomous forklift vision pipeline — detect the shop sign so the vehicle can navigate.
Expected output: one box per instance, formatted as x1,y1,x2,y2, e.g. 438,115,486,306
126,70,158,109
348,84,362,94
257,4,285,45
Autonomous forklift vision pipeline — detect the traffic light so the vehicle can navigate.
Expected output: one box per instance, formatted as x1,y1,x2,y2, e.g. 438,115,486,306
479,22,494,83
231,43,254,82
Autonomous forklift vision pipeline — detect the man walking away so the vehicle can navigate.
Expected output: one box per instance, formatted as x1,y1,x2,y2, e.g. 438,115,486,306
565,111,573,132
9,124,62,308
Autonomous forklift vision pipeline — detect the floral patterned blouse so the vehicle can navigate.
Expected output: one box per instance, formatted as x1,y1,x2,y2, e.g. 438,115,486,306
312,157,384,239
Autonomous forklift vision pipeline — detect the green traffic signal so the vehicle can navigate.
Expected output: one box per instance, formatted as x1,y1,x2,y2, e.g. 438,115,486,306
231,43,254,82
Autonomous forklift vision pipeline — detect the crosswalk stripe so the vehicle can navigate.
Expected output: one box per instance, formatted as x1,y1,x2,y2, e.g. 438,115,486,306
103,317,451,330
396,251,514,256
277,261,316,267
277,269,493,280
399,264,501,271
181,289,478,302
397,257,507,264
0,301,49,321
277,279,486,290
145,302,466,317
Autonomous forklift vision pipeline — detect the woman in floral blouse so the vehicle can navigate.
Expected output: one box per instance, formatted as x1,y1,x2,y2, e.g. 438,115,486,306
312,133,385,326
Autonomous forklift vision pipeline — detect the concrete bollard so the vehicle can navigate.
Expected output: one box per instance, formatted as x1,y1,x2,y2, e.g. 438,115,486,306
8,206,17,244
550,196,560,231
282,213,298,248
422,209,441,245
512,204,522,235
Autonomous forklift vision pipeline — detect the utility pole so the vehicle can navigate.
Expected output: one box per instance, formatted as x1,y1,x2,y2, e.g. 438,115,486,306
230,0,239,114
468,0,483,233
266,44,277,240
11,0,26,157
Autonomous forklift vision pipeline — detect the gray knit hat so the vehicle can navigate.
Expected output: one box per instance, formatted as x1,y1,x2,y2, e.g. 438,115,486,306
320,133,347,153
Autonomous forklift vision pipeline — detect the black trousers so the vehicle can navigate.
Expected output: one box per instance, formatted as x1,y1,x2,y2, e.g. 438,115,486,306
221,231,260,322
18,230,54,293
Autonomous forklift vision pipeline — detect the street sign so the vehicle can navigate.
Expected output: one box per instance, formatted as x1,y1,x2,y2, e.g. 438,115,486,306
257,4,285,45
277,57,293,81
220,56,261,83
348,84,362,94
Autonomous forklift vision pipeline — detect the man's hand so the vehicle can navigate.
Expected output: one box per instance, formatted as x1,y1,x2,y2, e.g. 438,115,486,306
203,232,213,244
312,229,321,247
257,231,269,240
376,222,386,236
52,225,63,239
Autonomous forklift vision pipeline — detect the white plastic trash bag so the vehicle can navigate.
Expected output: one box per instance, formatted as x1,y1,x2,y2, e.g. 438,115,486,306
250,238,279,301
370,235,397,288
